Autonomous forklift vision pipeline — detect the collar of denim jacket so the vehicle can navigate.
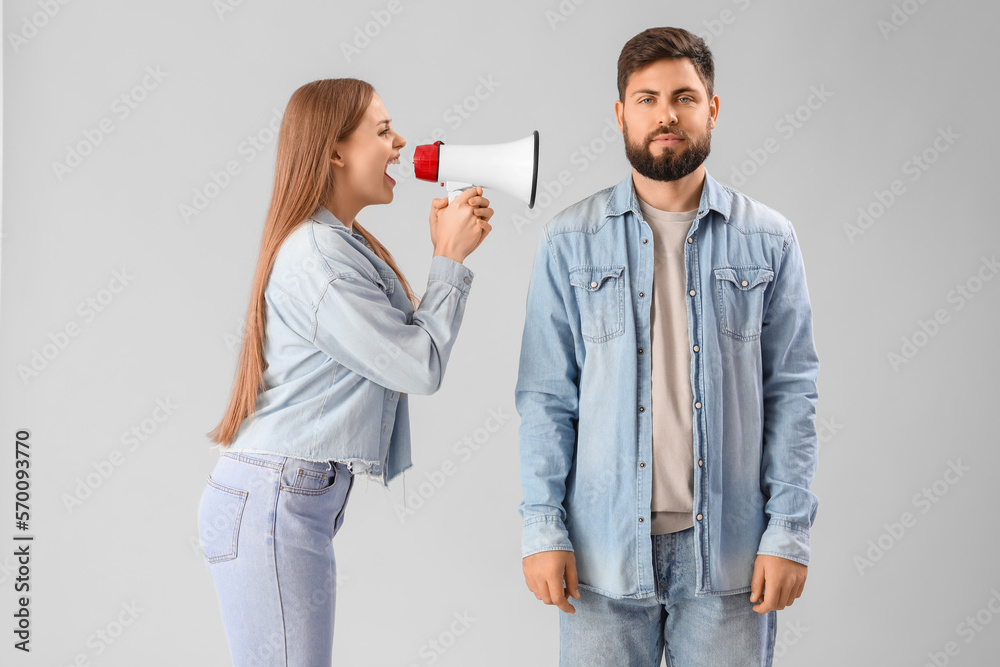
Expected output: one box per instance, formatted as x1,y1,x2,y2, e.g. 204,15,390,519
604,169,732,221
309,205,369,244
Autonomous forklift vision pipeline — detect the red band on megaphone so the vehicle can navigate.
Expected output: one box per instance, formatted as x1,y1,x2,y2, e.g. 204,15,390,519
413,141,443,182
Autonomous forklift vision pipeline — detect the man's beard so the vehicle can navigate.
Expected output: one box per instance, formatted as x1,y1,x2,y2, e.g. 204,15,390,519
623,116,712,182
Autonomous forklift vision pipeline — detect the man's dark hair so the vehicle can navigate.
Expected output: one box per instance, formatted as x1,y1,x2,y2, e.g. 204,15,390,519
617,27,715,102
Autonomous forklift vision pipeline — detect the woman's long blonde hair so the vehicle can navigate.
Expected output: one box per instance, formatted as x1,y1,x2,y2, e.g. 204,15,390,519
207,78,419,446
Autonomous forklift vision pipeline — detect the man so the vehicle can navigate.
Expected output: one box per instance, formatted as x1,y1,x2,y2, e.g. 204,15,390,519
515,26,820,666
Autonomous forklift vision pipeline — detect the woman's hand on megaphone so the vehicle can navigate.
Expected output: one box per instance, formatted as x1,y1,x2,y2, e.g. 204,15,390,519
429,186,494,262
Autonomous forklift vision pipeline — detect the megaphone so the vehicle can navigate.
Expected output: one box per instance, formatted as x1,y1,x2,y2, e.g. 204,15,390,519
413,131,539,208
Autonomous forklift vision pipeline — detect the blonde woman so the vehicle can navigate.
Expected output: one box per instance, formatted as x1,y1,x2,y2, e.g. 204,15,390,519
197,78,493,665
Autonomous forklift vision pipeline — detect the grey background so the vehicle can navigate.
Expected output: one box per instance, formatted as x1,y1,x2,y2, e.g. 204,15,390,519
2,0,998,665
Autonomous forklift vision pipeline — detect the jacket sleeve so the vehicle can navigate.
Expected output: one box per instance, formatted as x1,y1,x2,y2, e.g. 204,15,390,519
515,227,580,558
311,255,473,396
756,222,821,566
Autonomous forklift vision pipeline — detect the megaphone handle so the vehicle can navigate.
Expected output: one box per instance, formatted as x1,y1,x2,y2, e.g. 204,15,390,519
445,181,476,204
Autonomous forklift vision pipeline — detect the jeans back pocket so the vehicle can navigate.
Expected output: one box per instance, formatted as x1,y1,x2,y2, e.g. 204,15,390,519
569,265,626,343
197,477,249,564
713,265,774,341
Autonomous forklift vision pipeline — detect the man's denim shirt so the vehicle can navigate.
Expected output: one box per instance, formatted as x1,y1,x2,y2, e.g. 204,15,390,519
225,206,474,486
515,170,820,599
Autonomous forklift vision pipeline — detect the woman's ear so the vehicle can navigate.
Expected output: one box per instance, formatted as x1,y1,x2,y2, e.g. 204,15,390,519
330,145,345,168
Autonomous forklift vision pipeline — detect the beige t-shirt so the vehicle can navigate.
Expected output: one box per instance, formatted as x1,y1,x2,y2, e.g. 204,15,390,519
637,196,699,535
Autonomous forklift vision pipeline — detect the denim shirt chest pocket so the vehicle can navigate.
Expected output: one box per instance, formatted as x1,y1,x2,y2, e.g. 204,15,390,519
713,265,774,341
569,265,626,343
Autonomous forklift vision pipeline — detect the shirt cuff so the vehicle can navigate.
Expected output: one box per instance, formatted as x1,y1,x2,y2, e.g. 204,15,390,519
522,515,574,558
428,254,474,297
756,518,811,566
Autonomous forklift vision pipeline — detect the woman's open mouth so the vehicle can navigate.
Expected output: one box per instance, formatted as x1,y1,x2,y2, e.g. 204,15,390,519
385,155,399,185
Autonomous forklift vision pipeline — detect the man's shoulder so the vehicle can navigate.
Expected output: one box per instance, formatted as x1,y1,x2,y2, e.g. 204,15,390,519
542,183,618,239
718,180,794,241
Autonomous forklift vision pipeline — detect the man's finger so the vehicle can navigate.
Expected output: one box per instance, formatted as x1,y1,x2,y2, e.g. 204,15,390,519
545,579,575,614
749,559,765,604
565,556,581,600
758,579,785,613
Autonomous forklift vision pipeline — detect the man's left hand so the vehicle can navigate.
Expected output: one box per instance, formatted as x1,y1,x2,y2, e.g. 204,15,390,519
749,554,807,613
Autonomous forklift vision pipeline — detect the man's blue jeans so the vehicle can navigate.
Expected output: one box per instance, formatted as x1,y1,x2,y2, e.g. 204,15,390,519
559,526,777,666
197,451,354,666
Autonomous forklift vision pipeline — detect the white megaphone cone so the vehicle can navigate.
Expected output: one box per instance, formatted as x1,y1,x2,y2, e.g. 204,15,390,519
413,131,539,208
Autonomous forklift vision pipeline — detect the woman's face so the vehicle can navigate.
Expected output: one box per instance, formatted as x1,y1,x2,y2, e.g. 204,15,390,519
331,93,406,212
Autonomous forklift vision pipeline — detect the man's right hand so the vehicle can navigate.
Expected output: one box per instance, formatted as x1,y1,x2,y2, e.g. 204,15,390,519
522,550,581,614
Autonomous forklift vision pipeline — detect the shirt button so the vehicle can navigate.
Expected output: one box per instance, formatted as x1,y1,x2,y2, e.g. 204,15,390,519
638,347,644,354
689,289,696,296
695,401,702,409
639,291,645,298
638,516,645,523
591,281,598,287
692,345,699,352
698,459,704,466
464,276,471,284
643,238,649,244
686,237,693,243
696,513,703,521
639,461,646,468
741,280,748,287
638,406,645,413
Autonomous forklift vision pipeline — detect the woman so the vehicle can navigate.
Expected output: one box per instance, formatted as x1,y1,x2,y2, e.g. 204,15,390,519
196,78,493,665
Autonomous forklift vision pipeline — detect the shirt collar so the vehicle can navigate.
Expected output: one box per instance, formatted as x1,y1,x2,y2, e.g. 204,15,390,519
604,169,732,221
309,206,369,244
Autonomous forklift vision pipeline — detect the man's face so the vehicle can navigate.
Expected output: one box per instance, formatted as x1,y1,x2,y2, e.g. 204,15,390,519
615,58,719,182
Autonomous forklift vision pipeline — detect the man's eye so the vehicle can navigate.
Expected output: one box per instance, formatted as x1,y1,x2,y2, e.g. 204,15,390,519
380,128,390,136
639,97,652,104
679,96,693,103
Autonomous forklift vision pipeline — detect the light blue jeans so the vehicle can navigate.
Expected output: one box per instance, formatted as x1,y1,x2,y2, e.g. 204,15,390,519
197,451,354,666
559,526,777,666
